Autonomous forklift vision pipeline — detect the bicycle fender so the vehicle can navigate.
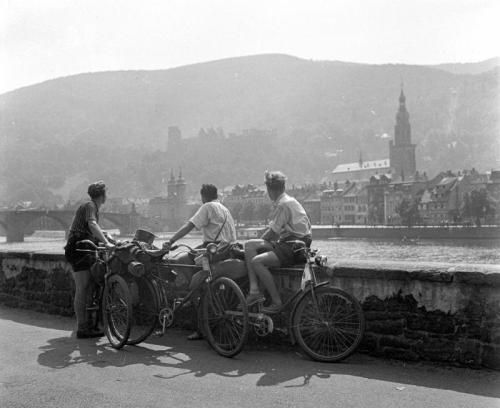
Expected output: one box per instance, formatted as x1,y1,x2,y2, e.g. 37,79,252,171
288,281,330,345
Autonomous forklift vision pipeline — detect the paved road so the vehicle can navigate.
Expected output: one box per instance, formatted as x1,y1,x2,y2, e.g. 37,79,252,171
1,306,499,408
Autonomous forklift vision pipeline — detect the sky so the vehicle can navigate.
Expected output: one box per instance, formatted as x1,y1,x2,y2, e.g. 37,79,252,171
0,0,498,94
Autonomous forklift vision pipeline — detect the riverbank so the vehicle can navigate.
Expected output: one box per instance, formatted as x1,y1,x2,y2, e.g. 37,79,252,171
312,225,500,240
1,235,500,264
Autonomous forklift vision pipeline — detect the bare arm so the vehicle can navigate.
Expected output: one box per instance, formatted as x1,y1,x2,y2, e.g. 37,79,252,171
88,220,112,247
261,227,279,242
168,221,195,245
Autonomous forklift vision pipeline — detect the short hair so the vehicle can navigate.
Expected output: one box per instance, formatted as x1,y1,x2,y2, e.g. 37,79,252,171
200,184,218,201
87,181,106,199
264,170,286,193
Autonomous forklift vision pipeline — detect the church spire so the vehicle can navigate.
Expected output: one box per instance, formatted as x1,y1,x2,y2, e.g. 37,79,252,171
358,150,363,168
399,81,406,108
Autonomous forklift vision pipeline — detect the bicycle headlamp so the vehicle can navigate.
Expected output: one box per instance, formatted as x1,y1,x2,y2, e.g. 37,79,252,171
315,255,328,267
207,243,218,255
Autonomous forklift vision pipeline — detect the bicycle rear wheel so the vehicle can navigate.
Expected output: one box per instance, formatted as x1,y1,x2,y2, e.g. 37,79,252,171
127,276,159,345
201,277,249,358
102,274,132,349
292,286,365,362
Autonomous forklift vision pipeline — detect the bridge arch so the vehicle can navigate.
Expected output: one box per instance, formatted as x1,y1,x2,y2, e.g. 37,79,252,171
23,213,71,235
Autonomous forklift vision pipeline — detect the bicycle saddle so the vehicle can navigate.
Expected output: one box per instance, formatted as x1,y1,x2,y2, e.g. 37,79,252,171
285,240,307,248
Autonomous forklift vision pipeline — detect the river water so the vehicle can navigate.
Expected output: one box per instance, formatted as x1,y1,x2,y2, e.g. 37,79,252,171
1,232,499,265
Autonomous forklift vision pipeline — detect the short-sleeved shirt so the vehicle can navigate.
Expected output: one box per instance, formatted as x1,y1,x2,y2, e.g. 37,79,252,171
68,201,99,240
189,200,237,244
269,193,312,240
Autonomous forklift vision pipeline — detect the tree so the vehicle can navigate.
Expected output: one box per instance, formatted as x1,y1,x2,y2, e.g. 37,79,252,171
467,189,495,227
256,202,272,223
241,201,255,223
395,198,420,227
229,202,243,225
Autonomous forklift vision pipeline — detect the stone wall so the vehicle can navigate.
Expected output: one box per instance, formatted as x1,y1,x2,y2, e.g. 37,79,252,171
0,252,74,315
1,250,499,369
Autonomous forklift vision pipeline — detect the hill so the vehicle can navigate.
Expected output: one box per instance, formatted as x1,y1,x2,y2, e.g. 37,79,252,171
432,57,500,75
0,54,498,205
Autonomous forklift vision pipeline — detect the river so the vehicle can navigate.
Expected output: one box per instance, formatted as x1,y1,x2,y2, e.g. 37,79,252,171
1,232,499,265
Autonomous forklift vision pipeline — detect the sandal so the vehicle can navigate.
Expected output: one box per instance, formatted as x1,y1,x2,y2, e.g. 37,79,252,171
262,304,282,314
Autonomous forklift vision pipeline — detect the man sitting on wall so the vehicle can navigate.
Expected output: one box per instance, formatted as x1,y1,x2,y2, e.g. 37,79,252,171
244,171,312,313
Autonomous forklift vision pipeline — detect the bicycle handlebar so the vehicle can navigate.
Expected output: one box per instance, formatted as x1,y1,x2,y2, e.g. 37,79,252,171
75,240,111,252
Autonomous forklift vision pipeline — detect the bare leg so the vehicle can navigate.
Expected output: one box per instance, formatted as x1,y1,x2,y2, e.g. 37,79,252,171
250,251,282,305
72,269,91,330
244,239,273,294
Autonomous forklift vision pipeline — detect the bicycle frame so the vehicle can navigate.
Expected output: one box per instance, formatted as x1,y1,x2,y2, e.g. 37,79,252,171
148,243,219,335
245,244,330,341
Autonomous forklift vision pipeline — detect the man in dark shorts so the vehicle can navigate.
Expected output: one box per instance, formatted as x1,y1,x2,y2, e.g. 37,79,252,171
244,171,312,313
64,181,114,338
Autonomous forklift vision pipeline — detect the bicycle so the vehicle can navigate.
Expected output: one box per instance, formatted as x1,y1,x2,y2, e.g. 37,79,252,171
76,240,133,349
125,242,250,358
246,241,365,362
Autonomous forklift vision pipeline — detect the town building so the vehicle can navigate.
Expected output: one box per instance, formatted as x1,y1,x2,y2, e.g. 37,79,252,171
384,179,427,225
366,173,392,224
147,169,188,231
329,86,417,184
330,157,391,183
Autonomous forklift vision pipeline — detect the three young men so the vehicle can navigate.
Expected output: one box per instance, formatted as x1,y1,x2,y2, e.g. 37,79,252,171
66,172,311,339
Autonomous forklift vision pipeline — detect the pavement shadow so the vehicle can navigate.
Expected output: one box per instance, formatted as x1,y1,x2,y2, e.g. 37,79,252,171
36,330,500,399
1,304,493,399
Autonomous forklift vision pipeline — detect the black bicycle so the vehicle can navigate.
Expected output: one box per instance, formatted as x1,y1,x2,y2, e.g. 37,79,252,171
246,242,365,362
125,242,250,358
76,240,133,349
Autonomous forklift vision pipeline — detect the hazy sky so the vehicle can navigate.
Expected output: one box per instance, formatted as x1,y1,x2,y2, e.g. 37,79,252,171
0,0,498,94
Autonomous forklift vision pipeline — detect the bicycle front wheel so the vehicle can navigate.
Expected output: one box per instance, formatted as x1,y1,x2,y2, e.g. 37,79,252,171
201,277,249,358
292,286,365,362
127,276,159,345
102,274,132,349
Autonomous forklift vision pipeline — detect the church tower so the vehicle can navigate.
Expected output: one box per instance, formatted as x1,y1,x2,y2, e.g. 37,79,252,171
176,168,187,203
167,169,176,197
389,87,416,181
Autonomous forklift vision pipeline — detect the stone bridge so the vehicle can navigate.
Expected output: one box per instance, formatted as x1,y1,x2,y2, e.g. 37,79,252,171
0,210,146,242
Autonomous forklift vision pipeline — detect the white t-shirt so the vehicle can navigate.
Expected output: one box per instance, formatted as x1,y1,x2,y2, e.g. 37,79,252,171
189,200,237,243
269,193,312,239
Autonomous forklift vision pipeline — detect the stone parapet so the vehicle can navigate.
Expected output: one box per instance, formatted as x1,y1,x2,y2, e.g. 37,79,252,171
1,250,499,369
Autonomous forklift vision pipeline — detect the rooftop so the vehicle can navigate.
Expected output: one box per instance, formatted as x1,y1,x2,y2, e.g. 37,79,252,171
332,159,391,174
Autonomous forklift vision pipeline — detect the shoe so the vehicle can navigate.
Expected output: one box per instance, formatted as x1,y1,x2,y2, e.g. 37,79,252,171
76,327,104,339
187,331,204,340
245,293,265,306
262,304,282,314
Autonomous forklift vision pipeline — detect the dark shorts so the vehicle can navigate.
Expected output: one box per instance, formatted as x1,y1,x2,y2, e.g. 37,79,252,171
270,237,312,267
64,236,97,272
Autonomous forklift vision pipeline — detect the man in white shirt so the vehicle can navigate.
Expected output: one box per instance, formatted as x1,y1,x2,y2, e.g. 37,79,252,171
165,184,237,247
163,184,244,339
244,171,312,313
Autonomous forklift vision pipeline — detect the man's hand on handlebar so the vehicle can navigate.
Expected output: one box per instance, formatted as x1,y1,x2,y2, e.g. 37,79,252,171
162,241,172,251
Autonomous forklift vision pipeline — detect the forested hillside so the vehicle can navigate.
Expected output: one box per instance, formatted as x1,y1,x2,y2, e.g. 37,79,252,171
0,54,498,206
